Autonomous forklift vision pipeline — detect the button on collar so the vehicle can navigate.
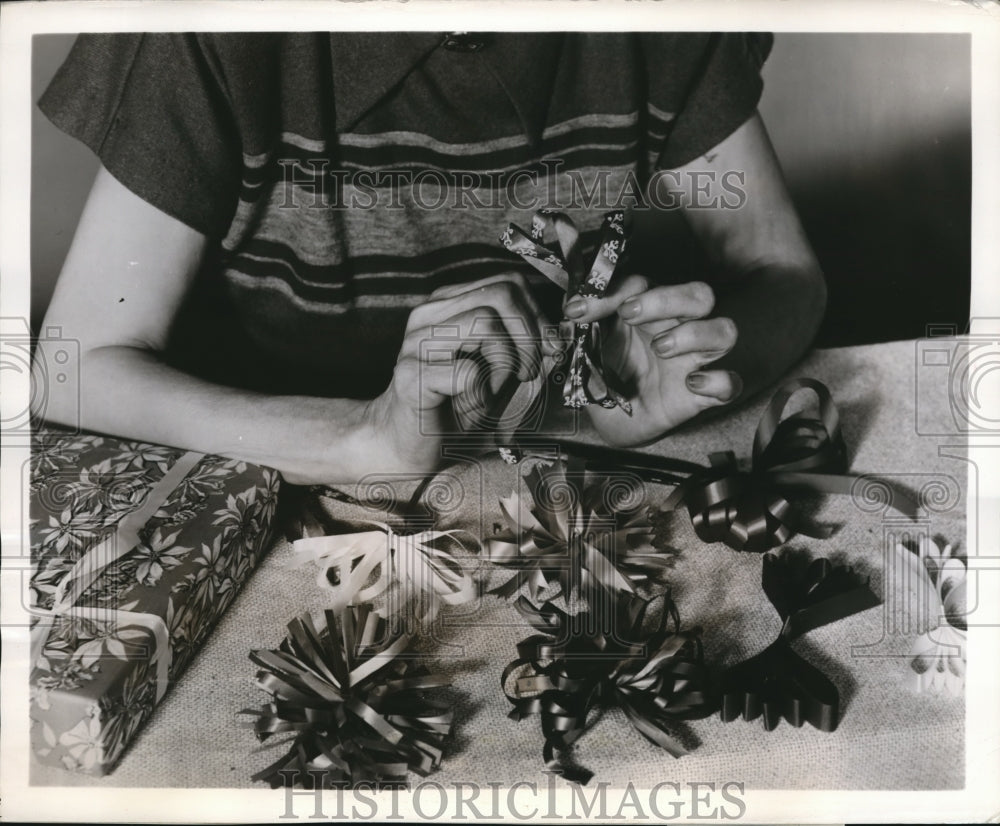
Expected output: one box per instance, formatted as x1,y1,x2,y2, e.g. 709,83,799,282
441,32,490,52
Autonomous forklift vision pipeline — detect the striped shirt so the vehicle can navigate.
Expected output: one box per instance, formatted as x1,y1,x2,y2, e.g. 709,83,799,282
40,32,772,397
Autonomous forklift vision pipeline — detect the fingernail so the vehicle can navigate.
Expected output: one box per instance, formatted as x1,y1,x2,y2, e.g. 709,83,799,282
686,372,707,390
619,297,642,319
564,297,587,318
654,333,675,356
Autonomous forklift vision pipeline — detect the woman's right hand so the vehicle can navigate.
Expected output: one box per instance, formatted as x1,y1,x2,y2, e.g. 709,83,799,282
37,168,558,487
363,273,559,475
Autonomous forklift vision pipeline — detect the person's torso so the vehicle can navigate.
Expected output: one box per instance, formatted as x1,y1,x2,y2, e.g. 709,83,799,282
168,33,680,397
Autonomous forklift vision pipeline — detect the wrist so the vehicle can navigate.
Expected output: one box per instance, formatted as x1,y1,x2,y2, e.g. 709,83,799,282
265,395,377,486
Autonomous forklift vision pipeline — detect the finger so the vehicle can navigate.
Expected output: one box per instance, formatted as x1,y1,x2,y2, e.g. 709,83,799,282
685,370,743,405
393,357,455,409
651,317,737,362
409,283,543,379
417,358,497,434
411,352,496,412
431,272,545,322
406,294,541,381
563,274,649,323
402,307,500,359
450,356,497,430
540,324,570,358
480,339,521,394
403,308,523,392
429,272,550,350
617,281,716,328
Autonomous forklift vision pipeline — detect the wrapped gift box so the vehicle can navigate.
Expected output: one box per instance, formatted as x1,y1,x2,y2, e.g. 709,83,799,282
28,426,281,775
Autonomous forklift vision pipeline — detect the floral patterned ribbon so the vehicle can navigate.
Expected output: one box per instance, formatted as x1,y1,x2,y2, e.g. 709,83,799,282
662,378,919,552
500,210,634,412
720,552,881,731
502,591,713,784
242,606,454,788
29,451,203,701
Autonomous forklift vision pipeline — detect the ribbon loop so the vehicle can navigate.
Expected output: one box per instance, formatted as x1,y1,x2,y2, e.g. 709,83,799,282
243,606,455,788
500,210,634,413
502,591,714,784
720,550,880,732
664,378,917,552
293,521,479,628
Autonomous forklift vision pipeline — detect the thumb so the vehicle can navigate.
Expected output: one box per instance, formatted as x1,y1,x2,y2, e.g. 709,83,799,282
562,273,649,323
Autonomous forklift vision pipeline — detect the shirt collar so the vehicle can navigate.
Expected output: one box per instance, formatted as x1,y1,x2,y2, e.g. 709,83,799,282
329,32,564,146
481,33,564,147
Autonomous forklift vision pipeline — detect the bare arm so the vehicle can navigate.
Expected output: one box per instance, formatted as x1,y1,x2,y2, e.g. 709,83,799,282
35,168,381,483
573,111,827,445
669,110,827,396
34,167,546,483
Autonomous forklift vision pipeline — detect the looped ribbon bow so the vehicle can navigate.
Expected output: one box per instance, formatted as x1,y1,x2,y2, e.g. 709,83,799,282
242,605,454,788
663,378,918,552
30,450,204,702
502,591,713,784
483,455,670,602
720,552,881,731
293,521,478,624
500,209,634,412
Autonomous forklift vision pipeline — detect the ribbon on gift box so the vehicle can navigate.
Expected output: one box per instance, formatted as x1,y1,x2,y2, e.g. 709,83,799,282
30,451,203,701
242,605,455,788
502,591,713,784
719,552,881,731
662,378,919,552
500,209,634,413
292,522,478,620
483,454,672,602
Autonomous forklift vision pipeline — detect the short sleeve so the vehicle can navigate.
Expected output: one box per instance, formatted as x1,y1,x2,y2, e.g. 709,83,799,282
643,32,774,170
38,34,244,238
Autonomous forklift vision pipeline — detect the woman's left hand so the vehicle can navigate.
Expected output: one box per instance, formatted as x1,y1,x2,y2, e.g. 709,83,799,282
563,274,743,446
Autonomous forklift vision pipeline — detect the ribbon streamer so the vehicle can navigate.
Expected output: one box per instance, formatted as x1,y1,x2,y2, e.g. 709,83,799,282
662,378,918,552
502,591,713,784
30,450,203,700
719,552,880,731
483,455,673,602
500,209,634,413
242,605,454,788
292,522,478,623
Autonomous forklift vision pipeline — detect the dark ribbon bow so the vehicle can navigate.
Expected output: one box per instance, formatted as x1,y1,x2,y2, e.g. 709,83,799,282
502,592,714,784
663,377,917,552
720,552,881,731
484,455,672,601
241,605,454,788
500,209,634,411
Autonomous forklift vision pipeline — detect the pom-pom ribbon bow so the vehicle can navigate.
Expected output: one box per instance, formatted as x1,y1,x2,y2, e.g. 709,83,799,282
484,456,670,601
503,592,713,784
500,210,633,411
242,606,454,788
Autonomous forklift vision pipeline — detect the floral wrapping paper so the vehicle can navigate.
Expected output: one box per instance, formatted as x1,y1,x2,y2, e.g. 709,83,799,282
29,426,281,775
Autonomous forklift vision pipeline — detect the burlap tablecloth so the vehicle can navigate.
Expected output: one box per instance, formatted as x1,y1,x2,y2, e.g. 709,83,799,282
31,339,967,789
